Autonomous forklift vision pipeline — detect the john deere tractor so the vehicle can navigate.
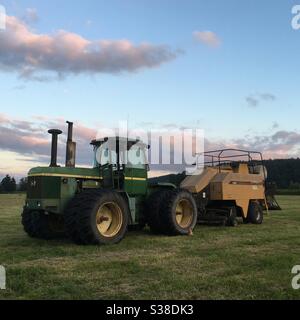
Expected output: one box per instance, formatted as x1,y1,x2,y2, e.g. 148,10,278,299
22,122,197,245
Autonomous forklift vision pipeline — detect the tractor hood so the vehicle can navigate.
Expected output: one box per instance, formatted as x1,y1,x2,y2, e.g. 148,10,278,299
28,166,102,180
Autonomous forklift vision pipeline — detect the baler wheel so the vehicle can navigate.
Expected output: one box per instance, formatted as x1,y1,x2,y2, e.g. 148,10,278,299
226,207,238,227
246,201,264,225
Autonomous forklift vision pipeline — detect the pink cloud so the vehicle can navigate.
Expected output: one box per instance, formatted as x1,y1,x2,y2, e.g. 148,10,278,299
0,113,299,177
193,31,221,48
0,15,180,80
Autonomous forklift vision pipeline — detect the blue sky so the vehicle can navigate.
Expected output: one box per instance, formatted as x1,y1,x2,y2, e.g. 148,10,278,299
0,0,300,176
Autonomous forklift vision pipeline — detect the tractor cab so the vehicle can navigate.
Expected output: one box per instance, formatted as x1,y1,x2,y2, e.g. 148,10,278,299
91,137,149,195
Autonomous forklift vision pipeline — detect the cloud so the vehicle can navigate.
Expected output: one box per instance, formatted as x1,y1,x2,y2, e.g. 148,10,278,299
260,93,276,101
0,15,181,81
0,114,299,178
193,31,221,48
22,8,39,24
245,93,277,108
272,122,279,130
0,114,97,167
246,96,259,107
231,130,300,159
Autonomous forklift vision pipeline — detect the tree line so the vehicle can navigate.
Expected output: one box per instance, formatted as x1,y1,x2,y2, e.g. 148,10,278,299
264,158,300,189
0,175,27,193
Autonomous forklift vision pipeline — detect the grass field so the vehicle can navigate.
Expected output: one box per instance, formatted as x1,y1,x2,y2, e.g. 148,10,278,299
1,194,300,300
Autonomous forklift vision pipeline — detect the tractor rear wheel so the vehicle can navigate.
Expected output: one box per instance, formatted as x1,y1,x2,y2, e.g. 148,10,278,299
159,189,198,236
22,210,65,239
145,189,173,234
65,190,129,245
247,201,263,224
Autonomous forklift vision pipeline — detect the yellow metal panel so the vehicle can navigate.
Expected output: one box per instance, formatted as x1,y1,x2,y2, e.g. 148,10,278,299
124,177,147,181
181,167,218,193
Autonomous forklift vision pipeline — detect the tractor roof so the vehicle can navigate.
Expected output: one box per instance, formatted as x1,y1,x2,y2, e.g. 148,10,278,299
90,137,150,149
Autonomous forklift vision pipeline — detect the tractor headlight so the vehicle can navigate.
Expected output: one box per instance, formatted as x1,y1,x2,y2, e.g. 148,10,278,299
37,201,41,207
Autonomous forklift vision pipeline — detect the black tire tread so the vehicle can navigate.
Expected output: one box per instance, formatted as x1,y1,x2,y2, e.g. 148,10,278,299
160,188,198,236
64,189,128,245
22,210,65,240
145,189,173,234
22,210,37,238
247,201,264,224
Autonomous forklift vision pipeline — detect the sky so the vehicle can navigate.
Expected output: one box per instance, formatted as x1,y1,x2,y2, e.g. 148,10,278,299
0,0,300,178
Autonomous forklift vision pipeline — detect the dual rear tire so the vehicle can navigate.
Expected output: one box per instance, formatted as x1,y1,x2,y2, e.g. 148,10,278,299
146,188,198,236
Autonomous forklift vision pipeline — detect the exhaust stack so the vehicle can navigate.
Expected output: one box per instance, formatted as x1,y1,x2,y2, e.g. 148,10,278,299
65,121,76,167
48,129,62,167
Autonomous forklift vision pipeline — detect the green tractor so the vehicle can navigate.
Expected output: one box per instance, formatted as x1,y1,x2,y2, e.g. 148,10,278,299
22,122,198,245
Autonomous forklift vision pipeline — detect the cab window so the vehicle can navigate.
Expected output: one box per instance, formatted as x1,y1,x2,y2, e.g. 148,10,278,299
127,145,147,169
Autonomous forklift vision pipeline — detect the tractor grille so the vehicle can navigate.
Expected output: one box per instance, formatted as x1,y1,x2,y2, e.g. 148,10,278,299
27,176,61,199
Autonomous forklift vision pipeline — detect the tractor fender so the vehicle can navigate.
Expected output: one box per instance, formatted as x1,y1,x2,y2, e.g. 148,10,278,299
118,191,135,225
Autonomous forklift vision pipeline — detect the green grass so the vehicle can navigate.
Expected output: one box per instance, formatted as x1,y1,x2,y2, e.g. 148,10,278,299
1,194,300,300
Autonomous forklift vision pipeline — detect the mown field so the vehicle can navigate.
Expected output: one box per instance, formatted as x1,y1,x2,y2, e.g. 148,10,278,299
0,194,300,300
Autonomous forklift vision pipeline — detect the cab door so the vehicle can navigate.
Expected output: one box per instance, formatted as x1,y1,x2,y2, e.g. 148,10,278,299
124,145,148,195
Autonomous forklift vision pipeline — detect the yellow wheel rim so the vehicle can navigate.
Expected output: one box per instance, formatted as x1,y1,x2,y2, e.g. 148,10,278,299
96,202,123,237
175,199,194,228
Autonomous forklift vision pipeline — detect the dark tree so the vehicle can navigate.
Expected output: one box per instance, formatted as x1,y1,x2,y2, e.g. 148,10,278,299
264,158,300,189
0,175,17,193
18,177,28,192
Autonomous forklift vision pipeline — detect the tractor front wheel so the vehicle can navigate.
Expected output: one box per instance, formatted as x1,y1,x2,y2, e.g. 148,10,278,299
22,210,65,239
65,190,129,245
22,210,37,238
